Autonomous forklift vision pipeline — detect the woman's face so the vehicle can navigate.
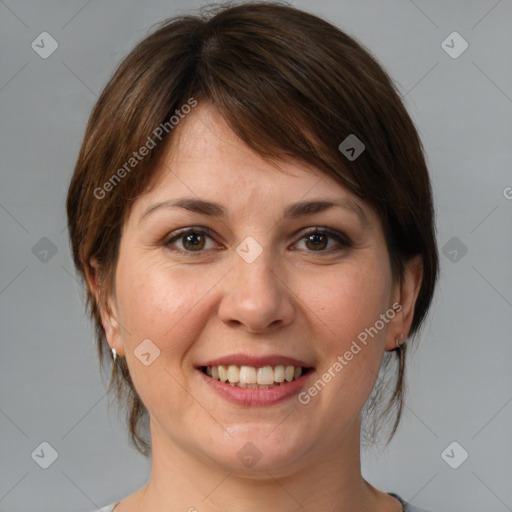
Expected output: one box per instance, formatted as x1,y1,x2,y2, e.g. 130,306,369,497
100,103,419,475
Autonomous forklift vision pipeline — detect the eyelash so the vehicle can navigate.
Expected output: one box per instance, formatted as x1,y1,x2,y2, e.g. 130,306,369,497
164,227,352,256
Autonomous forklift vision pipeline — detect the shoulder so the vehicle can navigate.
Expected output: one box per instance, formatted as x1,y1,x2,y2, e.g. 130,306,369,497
388,492,432,512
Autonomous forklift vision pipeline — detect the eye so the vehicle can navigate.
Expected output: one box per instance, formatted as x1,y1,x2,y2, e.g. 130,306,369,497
294,228,351,252
164,226,351,256
165,228,218,253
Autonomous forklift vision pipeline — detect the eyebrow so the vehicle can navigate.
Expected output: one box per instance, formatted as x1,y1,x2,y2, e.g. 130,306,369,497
139,197,370,226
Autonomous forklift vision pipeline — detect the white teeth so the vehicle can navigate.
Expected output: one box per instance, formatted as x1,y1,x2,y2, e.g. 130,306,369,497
274,365,285,382
239,366,257,384
218,365,228,382
227,365,240,383
204,364,307,387
257,366,274,385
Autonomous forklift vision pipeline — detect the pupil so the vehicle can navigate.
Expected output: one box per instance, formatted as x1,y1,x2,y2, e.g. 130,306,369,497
184,233,204,250
307,233,327,250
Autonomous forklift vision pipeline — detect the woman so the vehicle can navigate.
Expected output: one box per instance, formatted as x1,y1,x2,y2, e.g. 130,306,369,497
67,2,439,511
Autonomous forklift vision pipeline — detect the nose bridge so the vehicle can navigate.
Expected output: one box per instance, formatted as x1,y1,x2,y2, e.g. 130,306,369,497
236,245,280,295
218,240,294,332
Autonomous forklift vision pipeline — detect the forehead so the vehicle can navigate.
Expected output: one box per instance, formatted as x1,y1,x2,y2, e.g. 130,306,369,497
126,102,378,233
164,104,316,182
144,104,348,200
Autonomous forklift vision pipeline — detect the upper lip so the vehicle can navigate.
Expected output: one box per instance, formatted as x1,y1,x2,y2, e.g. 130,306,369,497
198,354,314,369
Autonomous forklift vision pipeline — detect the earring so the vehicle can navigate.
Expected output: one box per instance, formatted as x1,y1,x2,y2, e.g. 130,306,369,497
395,333,404,348
111,347,117,361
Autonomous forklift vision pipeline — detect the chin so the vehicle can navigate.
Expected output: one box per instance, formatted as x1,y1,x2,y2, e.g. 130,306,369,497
202,426,308,474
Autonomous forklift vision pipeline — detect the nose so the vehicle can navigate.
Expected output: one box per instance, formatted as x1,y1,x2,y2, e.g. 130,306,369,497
217,249,295,334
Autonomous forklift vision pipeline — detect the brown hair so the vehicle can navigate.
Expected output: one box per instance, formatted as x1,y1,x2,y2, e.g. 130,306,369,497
67,1,439,457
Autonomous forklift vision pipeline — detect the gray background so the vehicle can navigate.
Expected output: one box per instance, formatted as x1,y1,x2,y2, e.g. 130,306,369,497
1,1,511,511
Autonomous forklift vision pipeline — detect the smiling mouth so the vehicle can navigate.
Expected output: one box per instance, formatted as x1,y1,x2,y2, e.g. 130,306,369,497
200,364,314,389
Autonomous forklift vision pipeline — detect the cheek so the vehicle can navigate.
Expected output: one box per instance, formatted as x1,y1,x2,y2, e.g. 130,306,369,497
113,256,222,419
114,254,220,357
305,260,392,344
300,258,392,408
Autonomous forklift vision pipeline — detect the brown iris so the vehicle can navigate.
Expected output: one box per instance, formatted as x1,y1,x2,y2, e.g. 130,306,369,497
304,233,328,251
183,232,206,251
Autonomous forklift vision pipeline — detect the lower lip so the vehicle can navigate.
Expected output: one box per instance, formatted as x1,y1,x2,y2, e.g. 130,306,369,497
197,368,315,406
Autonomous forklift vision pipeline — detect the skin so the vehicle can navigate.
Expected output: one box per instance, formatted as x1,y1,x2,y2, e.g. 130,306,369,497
90,103,423,512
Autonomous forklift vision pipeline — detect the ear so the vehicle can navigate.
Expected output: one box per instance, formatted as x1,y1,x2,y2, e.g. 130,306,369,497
86,257,125,357
385,254,423,351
